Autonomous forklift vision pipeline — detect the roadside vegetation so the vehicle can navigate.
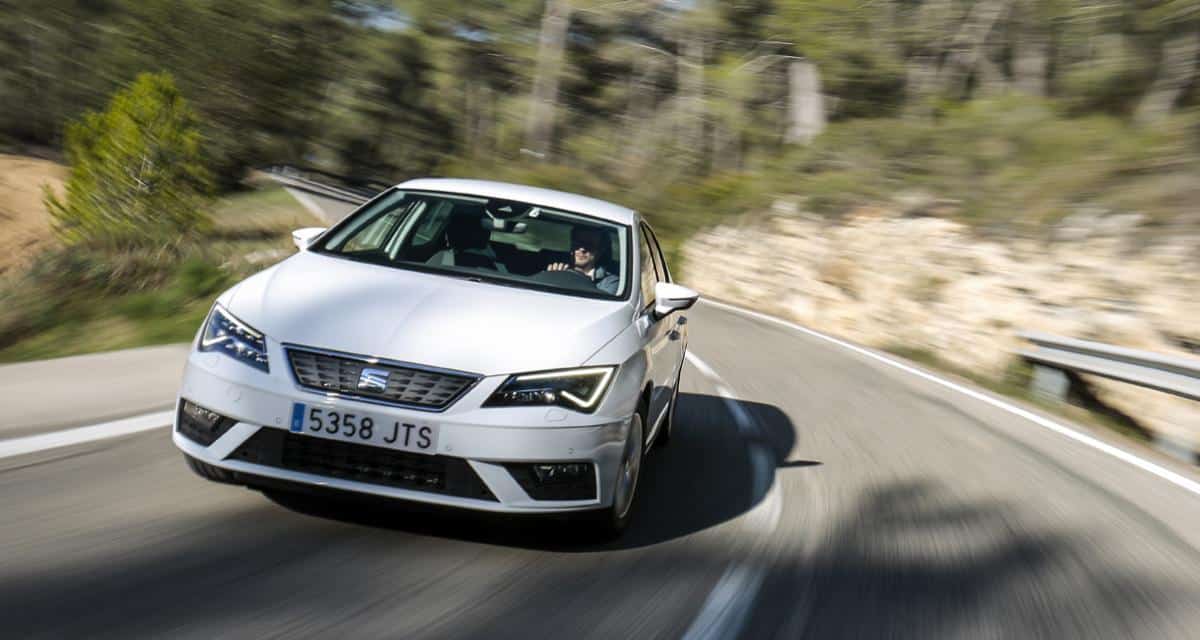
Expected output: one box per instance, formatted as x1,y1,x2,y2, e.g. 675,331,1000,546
0,185,320,363
0,72,316,362
1,1,1198,362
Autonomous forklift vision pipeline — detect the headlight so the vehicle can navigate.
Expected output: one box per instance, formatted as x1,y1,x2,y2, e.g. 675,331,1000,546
484,366,616,413
199,304,269,372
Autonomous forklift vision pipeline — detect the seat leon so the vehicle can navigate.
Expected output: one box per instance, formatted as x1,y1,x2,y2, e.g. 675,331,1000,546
174,179,699,537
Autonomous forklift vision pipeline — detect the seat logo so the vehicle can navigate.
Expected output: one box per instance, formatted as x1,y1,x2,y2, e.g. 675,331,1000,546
357,367,390,393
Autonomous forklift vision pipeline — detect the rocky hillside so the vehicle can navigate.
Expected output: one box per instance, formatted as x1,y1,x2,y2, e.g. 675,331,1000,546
682,201,1200,454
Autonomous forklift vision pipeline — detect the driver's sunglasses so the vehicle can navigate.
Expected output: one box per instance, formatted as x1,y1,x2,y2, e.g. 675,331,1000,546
573,243,597,253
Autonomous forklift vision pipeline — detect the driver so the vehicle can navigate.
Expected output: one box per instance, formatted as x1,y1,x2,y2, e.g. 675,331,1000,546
547,227,619,295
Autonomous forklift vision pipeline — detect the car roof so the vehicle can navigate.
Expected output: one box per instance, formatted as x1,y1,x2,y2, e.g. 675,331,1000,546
395,178,638,226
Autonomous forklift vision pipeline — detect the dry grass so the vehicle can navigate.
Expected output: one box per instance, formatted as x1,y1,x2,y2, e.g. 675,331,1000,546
0,154,66,277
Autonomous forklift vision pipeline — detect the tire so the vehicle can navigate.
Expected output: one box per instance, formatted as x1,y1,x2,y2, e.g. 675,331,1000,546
582,411,645,540
183,454,239,485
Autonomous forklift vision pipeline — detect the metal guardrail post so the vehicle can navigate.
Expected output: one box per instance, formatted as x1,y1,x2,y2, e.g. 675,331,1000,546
1019,331,1200,464
1030,365,1071,403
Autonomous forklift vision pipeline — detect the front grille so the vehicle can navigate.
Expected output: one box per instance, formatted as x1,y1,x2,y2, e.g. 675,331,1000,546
286,347,478,410
227,429,497,501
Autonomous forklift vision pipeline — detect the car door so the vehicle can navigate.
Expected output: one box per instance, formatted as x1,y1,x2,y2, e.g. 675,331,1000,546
636,221,674,437
643,222,686,388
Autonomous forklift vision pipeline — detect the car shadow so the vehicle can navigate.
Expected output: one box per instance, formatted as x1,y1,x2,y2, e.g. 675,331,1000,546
262,391,802,551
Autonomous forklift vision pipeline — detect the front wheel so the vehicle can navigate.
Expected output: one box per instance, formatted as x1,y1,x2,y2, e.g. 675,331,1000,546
582,412,644,540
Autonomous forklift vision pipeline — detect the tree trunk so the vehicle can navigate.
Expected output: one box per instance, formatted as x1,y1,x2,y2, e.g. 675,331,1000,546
489,87,501,153
711,97,743,171
1135,29,1200,125
1013,33,1049,96
1012,2,1049,96
975,52,1008,96
936,0,1013,98
903,0,953,116
622,55,656,180
905,56,939,118
677,33,705,160
786,59,826,145
464,82,479,156
523,0,572,159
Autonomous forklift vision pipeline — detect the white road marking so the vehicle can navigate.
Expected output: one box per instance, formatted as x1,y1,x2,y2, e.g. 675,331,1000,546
683,351,783,640
0,410,173,460
283,187,333,224
684,564,768,640
703,298,1200,498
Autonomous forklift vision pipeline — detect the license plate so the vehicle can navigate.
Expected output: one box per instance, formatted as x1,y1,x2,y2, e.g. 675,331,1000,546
289,403,439,455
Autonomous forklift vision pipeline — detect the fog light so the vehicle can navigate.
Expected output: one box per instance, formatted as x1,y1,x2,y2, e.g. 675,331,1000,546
532,463,590,483
183,400,222,429
503,461,597,500
177,400,237,446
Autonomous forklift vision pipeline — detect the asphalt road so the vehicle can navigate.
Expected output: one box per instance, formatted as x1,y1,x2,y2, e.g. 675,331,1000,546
3,301,1200,639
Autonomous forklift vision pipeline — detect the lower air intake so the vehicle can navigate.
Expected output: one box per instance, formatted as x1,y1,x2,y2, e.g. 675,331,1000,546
228,429,497,502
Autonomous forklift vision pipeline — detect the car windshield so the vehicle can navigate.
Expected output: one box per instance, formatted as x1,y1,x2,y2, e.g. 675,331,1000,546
312,189,630,300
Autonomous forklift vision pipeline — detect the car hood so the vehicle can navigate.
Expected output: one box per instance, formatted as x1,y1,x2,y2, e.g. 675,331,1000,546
223,251,631,375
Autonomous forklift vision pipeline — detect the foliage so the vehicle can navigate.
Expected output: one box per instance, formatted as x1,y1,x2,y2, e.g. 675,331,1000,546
332,31,455,177
776,97,1200,227
43,72,212,249
0,248,228,358
0,186,320,362
4,0,1200,361
6,1,1199,195
114,0,349,185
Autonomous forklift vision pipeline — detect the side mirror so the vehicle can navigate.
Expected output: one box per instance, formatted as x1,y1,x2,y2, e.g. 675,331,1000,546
292,227,327,251
653,282,700,319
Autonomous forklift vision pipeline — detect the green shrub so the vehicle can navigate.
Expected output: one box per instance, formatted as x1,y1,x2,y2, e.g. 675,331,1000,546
44,72,212,249
0,246,231,353
176,257,228,298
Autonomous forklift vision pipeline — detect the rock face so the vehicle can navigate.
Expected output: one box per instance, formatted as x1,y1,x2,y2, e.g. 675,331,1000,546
682,206,1200,450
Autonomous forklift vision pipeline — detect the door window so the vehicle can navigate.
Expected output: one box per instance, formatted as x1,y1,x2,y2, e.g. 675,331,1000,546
642,222,671,283
638,227,659,308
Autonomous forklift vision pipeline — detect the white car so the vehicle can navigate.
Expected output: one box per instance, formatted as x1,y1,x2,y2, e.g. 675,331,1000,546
175,179,698,536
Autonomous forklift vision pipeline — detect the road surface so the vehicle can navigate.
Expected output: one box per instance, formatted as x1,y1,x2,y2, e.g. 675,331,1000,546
2,300,1200,638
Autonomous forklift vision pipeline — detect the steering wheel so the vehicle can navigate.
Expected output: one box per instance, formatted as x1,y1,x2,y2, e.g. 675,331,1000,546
532,268,596,290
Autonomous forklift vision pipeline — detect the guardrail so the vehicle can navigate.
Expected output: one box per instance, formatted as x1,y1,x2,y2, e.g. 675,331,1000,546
263,171,374,206
1019,331,1200,402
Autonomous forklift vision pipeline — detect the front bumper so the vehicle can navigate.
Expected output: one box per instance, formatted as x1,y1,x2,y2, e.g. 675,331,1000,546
174,348,632,514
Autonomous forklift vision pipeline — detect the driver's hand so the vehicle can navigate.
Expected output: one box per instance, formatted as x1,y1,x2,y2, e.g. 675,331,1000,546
547,262,570,271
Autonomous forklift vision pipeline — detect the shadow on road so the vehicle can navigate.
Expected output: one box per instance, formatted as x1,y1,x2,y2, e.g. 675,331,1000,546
742,478,1199,638
2,434,1195,637
261,391,801,551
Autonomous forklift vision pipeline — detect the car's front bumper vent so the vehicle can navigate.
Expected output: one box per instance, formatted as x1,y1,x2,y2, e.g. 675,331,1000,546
227,429,497,502
502,462,597,501
286,346,478,411
177,400,237,446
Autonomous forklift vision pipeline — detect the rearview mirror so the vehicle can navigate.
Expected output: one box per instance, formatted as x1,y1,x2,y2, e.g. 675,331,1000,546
485,199,532,219
292,227,327,251
486,219,528,233
653,282,700,319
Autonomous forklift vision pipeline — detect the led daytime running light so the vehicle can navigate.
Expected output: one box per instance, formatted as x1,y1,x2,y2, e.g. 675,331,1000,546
201,305,264,350
513,367,614,410
200,305,269,372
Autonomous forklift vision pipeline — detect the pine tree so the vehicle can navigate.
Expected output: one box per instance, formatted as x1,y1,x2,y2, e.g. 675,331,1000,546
44,72,212,249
